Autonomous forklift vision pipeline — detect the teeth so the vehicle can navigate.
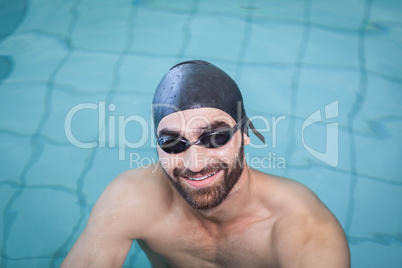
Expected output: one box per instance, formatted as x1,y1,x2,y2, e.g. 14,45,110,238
188,171,218,181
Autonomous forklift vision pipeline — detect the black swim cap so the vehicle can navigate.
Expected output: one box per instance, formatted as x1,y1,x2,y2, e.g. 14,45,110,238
152,60,264,143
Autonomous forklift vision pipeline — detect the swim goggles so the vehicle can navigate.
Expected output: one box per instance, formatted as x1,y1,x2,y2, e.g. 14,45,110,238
156,116,247,154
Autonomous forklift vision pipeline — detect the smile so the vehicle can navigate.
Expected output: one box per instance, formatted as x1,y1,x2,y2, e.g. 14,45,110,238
187,171,218,181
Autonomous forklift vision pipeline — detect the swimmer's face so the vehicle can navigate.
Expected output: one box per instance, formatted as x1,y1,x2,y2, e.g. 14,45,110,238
156,108,250,210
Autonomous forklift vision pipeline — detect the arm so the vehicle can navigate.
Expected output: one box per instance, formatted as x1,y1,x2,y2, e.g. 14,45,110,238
61,171,150,267
61,214,133,268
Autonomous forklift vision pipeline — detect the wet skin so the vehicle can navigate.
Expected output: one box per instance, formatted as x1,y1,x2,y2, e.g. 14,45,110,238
61,108,350,268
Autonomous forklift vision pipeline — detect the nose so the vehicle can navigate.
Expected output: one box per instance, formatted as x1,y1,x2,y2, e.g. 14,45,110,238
182,145,208,173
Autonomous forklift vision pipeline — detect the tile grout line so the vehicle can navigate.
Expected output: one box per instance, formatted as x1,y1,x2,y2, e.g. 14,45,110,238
347,232,402,246
344,0,373,235
2,60,402,90
283,0,312,178
0,0,83,265
235,0,256,82
176,0,199,61
50,2,141,267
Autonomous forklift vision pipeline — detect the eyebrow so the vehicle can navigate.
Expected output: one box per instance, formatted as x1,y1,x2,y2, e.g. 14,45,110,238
198,121,231,132
157,121,231,137
157,128,182,138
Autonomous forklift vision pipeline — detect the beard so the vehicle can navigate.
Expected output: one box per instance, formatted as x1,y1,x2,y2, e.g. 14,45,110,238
161,141,245,210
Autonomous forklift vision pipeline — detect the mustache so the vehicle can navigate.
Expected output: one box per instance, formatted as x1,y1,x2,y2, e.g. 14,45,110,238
173,161,229,178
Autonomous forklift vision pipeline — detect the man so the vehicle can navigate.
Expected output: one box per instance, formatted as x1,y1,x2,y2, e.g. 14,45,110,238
62,60,350,267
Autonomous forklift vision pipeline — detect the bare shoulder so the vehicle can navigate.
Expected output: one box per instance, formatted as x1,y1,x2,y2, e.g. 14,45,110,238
252,170,350,267
104,163,170,203
252,169,329,213
93,163,173,238
61,164,172,267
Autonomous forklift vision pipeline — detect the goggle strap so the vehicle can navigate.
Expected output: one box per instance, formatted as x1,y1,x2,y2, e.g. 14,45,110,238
246,117,265,144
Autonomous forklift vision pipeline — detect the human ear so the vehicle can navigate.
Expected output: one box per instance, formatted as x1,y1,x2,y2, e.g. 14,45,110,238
243,132,251,145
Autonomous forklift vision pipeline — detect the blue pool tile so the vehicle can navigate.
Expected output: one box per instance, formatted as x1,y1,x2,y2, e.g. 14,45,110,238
370,0,402,24
116,55,175,95
25,144,92,189
197,0,305,22
5,188,80,258
0,56,12,83
0,84,46,134
366,32,402,80
142,0,192,12
112,91,153,113
197,0,247,15
124,241,152,268
252,0,305,22
0,135,32,183
128,9,188,55
353,75,402,131
82,147,131,208
0,0,26,43
354,120,402,182
0,0,401,266
303,28,359,68
240,67,294,116
105,92,153,146
0,185,17,244
15,0,73,36
310,0,364,30
349,179,402,237
0,32,68,83
293,122,353,172
185,15,245,61
295,69,359,128
41,88,107,143
72,0,132,52
55,51,118,93
42,85,153,147
259,107,353,172
244,23,303,64
5,258,56,268
350,239,402,268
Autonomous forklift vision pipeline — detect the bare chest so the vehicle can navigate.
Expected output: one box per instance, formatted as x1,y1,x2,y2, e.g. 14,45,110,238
139,218,276,268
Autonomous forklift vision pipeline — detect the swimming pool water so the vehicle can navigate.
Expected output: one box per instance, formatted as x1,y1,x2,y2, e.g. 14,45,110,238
0,0,401,267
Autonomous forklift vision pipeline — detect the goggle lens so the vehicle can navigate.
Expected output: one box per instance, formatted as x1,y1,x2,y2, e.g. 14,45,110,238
158,130,232,154
156,116,247,154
